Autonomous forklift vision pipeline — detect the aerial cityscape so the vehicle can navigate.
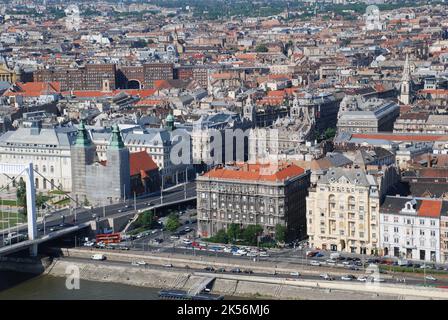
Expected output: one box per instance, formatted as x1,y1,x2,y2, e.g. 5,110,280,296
1,0,448,305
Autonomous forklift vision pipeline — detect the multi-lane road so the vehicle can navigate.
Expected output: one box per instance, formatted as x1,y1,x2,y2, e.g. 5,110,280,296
0,182,196,248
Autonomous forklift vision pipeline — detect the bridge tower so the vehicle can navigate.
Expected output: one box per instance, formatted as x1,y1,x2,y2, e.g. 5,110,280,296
0,163,38,256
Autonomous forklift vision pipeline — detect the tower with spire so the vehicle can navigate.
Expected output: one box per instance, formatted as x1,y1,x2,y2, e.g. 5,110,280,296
243,94,257,124
105,124,130,201
71,120,96,202
399,54,413,105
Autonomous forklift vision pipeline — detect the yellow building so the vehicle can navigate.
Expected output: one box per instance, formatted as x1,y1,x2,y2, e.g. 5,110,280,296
0,64,20,83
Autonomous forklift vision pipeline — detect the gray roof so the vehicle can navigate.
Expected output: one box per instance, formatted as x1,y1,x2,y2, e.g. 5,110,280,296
0,127,77,149
318,167,376,187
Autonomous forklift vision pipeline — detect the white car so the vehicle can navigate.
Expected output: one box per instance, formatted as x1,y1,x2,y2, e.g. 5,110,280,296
310,260,321,266
137,261,147,266
182,239,192,245
290,271,300,277
223,247,232,253
341,275,356,281
83,241,95,247
357,276,368,282
246,252,258,257
259,251,269,257
319,273,334,280
425,275,437,281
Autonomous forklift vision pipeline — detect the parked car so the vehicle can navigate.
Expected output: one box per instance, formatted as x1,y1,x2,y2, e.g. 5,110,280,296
341,275,356,281
320,273,334,280
230,268,242,273
91,254,106,261
204,266,215,272
357,276,368,282
425,275,437,281
290,271,300,277
310,260,321,267
259,251,269,257
243,269,253,274
216,268,226,273
163,263,173,268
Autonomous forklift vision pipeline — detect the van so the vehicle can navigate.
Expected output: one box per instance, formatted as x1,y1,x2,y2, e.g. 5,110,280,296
91,254,106,261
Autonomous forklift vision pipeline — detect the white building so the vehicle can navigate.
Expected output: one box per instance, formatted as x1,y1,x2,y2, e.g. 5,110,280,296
0,122,76,191
380,196,442,262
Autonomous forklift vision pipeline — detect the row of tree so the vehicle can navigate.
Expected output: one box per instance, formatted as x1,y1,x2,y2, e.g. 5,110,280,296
208,223,287,246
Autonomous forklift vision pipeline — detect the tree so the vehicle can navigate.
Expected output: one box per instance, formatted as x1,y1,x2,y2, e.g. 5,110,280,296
210,229,228,244
324,127,336,140
255,44,268,53
275,224,287,243
227,223,242,243
16,179,26,206
137,210,154,228
242,225,263,246
165,213,181,232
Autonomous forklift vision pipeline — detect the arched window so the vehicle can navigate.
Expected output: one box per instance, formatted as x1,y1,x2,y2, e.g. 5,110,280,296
50,166,54,174
43,179,47,189
328,194,336,209
50,179,55,190
35,178,39,189
42,165,46,173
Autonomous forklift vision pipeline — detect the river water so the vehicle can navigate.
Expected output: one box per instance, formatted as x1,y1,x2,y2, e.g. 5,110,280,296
0,271,246,300
0,271,174,299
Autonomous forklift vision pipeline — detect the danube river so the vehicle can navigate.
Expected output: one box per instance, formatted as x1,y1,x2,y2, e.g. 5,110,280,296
0,271,246,300
0,271,174,299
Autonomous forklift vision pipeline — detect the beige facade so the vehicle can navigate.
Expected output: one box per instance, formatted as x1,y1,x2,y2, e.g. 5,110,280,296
306,166,399,255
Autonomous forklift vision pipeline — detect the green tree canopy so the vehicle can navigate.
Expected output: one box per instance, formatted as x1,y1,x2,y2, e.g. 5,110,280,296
227,223,242,243
242,225,263,246
165,213,181,232
210,229,229,244
275,224,287,243
255,44,268,53
137,210,155,228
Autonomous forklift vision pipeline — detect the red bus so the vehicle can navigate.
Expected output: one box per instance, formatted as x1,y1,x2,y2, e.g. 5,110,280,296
96,233,121,244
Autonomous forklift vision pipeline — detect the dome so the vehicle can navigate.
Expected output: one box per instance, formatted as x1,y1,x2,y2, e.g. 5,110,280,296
166,114,174,122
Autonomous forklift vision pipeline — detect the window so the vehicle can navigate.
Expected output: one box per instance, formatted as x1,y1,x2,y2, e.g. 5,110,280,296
394,227,399,233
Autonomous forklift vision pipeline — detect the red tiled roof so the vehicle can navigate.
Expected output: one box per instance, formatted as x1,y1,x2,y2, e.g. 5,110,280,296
4,82,61,97
201,162,305,182
129,151,158,176
418,199,442,218
62,88,156,98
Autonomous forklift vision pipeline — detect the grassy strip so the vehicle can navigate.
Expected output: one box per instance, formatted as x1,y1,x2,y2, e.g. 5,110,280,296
52,198,70,206
49,190,68,195
0,200,19,206
379,265,447,275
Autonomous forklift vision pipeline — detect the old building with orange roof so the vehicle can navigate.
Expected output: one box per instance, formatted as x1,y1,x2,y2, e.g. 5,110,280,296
380,196,448,262
196,162,310,241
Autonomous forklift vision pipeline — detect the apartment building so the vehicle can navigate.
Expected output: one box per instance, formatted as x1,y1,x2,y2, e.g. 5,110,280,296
196,162,310,241
380,196,447,263
306,166,399,255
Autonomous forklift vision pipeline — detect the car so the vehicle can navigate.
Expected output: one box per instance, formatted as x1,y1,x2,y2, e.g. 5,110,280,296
306,251,318,257
170,235,180,240
131,261,139,266
341,275,356,281
357,276,368,282
425,275,437,281
216,268,226,273
233,251,245,256
83,241,95,247
153,238,163,244
184,227,191,232
230,268,242,273
310,260,321,267
259,251,269,257
290,271,300,277
243,269,253,274
348,265,360,271
326,258,337,264
163,264,173,268
342,261,351,266
371,277,385,283
182,239,192,245
120,246,130,251
320,273,334,280
420,264,432,269
246,252,258,257
137,261,147,266
315,252,325,258
91,254,106,261
204,266,215,272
